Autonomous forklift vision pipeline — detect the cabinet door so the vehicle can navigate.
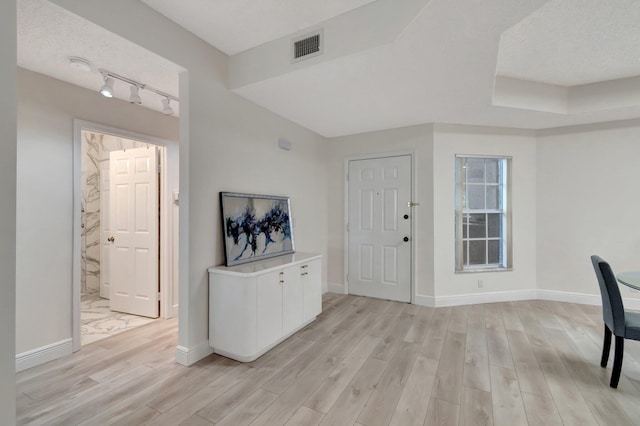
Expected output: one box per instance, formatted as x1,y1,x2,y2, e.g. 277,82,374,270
282,265,303,335
257,270,283,350
302,259,322,322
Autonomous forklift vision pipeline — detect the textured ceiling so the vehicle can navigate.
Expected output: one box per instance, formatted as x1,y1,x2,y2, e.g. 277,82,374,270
497,0,640,86
17,0,183,116
16,0,640,137
139,0,377,55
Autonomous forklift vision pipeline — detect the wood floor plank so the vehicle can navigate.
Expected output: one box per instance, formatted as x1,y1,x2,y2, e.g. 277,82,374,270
195,366,279,423
448,305,469,335
371,311,415,361
215,388,279,426
403,307,434,344
463,304,490,392
485,304,514,369
18,297,640,426
530,342,599,426
251,352,342,425
357,341,420,426
520,392,563,426
318,358,387,426
431,331,466,405
424,398,459,426
304,334,381,414
420,307,452,360
284,406,325,426
178,414,213,426
145,364,254,426
459,386,493,426
490,365,528,426
389,355,438,426
506,330,551,398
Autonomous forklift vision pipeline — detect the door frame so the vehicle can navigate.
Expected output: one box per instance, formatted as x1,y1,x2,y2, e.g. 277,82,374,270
72,119,179,352
344,150,416,303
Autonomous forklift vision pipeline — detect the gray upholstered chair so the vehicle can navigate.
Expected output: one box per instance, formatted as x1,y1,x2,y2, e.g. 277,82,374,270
591,255,640,388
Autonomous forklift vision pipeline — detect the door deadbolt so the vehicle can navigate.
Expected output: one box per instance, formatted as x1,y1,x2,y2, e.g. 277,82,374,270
403,236,409,242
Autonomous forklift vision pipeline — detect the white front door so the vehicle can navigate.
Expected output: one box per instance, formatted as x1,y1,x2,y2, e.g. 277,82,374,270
348,155,412,302
100,160,111,299
109,147,159,318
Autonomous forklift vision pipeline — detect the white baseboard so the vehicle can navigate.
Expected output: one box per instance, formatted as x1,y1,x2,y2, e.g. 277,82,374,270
16,338,73,372
328,283,346,294
536,290,601,306
433,290,538,307
413,294,435,307
175,341,214,366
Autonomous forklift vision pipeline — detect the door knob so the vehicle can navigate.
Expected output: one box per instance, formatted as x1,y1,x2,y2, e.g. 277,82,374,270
403,214,409,220
108,236,115,243
403,236,409,242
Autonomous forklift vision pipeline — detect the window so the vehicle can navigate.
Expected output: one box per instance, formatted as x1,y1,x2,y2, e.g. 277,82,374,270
455,156,511,272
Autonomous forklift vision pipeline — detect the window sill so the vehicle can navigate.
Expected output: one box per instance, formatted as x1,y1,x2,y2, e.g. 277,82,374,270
455,268,513,274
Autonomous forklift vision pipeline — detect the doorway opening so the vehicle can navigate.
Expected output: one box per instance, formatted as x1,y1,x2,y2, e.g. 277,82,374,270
73,121,179,350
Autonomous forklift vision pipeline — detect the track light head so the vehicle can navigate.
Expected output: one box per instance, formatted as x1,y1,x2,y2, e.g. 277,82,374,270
161,97,174,115
99,75,115,98
129,85,142,104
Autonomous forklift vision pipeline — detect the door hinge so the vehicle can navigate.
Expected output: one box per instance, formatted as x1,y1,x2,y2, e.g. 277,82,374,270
346,223,350,232
157,292,161,302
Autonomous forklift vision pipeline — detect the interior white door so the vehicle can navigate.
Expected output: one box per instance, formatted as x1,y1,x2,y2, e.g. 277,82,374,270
348,155,412,302
109,146,159,318
100,159,111,299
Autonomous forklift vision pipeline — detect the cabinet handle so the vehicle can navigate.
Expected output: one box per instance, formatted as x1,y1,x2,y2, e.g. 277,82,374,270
301,265,308,269
280,280,284,284
301,272,308,276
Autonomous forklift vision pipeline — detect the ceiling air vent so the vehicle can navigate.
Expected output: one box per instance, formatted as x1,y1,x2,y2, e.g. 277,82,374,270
292,30,323,63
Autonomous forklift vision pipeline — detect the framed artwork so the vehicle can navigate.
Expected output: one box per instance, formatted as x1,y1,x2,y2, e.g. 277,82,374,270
220,192,295,266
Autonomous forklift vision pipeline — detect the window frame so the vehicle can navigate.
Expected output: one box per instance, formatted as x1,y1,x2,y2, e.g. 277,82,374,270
455,155,512,273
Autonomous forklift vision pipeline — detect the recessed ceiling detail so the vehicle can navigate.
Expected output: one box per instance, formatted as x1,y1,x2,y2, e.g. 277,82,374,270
496,0,640,87
494,0,640,116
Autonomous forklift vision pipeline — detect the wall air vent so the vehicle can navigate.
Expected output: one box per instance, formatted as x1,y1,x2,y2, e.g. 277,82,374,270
292,29,323,63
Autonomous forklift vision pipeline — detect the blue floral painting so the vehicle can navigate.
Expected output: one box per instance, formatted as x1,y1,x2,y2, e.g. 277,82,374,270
220,192,295,266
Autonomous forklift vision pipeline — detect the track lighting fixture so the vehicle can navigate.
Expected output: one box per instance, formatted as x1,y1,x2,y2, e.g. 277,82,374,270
129,85,142,104
99,75,115,98
161,97,174,115
93,66,179,114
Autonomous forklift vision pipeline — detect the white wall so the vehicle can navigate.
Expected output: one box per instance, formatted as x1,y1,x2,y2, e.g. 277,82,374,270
432,124,537,303
0,0,17,422
327,124,537,305
537,119,640,301
50,0,328,364
16,69,179,355
327,124,435,298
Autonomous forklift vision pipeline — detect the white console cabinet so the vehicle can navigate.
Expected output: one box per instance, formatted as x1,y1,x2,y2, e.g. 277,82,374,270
208,253,322,362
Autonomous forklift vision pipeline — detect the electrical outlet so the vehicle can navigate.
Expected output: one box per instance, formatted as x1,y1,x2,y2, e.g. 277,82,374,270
478,279,483,289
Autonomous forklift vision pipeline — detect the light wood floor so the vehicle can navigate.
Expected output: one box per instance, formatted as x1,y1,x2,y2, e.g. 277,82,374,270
16,294,640,425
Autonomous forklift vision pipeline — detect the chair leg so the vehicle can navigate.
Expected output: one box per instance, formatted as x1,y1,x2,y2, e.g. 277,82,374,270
611,336,624,388
601,325,612,367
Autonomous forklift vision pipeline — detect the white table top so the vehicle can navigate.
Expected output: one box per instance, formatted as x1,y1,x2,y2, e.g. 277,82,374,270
617,271,640,291
208,252,321,277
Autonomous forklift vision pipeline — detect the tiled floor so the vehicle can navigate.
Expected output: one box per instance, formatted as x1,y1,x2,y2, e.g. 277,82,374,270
80,293,157,345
